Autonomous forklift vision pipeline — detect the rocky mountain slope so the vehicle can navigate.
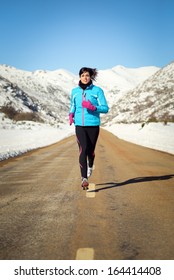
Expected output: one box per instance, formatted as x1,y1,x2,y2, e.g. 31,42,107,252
104,61,174,124
0,65,79,124
0,63,167,126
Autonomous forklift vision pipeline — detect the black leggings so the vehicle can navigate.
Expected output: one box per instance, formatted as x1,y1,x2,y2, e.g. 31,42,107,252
75,126,100,179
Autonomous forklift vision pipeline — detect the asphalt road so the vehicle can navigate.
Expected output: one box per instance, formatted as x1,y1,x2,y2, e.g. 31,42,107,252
0,129,174,260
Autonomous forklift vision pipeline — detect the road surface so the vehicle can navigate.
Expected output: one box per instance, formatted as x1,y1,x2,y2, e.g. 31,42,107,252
0,129,174,260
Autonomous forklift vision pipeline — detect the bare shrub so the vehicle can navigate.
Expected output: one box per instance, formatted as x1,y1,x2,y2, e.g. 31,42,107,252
14,112,43,122
0,105,18,119
0,105,43,122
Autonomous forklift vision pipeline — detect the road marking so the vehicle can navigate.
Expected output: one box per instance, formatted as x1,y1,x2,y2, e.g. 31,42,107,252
86,183,96,198
76,248,94,260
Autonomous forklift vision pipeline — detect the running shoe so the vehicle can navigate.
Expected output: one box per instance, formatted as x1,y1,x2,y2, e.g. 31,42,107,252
87,167,93,178
81,178,89,190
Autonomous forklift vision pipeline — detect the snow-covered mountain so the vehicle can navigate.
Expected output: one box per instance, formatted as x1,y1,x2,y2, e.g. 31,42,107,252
97,65,159,105
0,63,160,126
1,63,174,160
0,65,78,125
104,61,174,124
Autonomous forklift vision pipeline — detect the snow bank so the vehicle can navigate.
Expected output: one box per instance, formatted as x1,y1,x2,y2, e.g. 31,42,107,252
0,122,74,161
0,122,173,162
105,122,174,155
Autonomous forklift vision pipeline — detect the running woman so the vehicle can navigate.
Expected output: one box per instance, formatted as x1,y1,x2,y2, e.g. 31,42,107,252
69,67,109,189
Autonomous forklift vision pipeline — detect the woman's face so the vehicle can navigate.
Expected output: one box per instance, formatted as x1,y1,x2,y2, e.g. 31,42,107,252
80,71,91,84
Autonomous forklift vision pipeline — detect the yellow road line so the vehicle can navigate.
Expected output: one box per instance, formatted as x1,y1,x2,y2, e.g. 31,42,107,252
76,248,94,260
86,183,96,198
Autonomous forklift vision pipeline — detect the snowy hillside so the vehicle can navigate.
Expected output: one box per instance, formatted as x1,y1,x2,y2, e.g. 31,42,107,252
0,64,159,126
104,61,174,124
0,65,78,125
97,65,159,106
0,63,174,160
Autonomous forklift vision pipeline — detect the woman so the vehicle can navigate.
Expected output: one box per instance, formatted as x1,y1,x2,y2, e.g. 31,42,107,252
69,67,109,189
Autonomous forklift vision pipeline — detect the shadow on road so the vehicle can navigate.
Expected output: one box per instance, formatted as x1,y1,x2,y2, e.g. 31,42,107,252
91,174,174,192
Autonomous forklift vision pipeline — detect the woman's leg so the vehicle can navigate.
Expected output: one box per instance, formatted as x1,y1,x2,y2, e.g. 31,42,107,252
75,126,88,179
86,126,100,168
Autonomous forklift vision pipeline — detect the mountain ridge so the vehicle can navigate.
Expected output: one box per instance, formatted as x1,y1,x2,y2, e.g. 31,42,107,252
1,62,173,126
104,61,174,124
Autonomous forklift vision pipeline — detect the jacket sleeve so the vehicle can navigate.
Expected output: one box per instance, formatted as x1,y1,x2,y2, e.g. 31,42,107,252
69,90,76,114
95,88,109,114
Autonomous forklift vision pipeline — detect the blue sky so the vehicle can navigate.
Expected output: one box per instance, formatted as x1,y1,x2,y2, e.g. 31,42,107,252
0,0,174,74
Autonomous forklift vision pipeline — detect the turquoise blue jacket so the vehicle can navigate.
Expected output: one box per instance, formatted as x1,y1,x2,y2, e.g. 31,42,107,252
69,84,109,126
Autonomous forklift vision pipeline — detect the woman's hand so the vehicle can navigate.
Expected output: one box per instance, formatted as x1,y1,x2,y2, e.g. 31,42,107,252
82,100,96,111
69,113,74,125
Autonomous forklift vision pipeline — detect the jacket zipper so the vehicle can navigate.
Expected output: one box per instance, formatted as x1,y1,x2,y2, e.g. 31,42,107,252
82,90,86,126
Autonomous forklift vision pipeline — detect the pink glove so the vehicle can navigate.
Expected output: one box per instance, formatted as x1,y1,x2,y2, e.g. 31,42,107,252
69,113,74,125
82,100,96,111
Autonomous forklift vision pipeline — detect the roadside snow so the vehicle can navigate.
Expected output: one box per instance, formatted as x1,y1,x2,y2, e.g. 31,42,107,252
0,121,174,161
0,122,74,161
105,122,174,155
